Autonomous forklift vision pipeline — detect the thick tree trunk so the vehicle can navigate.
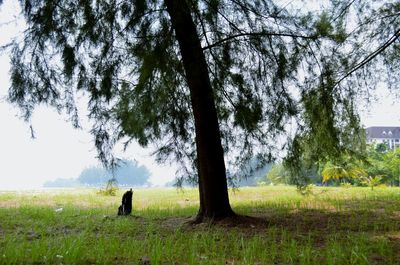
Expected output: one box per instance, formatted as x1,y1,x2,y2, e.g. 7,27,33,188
165,0,235,220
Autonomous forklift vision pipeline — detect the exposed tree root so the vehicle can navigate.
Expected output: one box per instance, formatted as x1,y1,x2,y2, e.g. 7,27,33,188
186,212,266,227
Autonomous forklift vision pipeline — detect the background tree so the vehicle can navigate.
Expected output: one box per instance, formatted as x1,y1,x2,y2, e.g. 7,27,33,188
229,158,272,187
78,167,110,186
113,159,151,186
4,0,399,220
352,143,400,186
78,159,150,186
361,144,392,185
375,143,389,154
266,162,322,186
383,148,400,186
267,163,290,185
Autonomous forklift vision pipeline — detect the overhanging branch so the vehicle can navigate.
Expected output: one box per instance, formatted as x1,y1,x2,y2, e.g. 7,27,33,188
335,28,400,87
202,31,315,50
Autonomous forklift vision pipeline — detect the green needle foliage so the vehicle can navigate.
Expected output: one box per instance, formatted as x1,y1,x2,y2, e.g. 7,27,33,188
3,0,399,186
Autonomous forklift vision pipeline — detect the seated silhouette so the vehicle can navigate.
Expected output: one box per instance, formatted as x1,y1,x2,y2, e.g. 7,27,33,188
118,189,133,215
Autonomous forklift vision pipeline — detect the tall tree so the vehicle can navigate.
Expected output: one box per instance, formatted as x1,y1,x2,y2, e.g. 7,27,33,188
165,0,233,218
4,0,399,220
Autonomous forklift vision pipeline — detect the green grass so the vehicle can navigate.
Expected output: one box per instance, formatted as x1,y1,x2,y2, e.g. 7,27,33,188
0,186,399,264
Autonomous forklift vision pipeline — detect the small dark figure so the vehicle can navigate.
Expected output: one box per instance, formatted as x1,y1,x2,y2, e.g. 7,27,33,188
117,189,133,215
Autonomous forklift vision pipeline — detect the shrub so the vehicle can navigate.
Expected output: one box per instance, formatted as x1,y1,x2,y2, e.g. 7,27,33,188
97,178,119,196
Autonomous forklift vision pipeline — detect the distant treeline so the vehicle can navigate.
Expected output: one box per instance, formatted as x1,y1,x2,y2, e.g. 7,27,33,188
45,158,273,188
43,159,151,187
261,143,400,187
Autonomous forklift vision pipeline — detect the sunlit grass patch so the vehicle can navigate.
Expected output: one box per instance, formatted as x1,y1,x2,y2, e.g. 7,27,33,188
0,186,399,264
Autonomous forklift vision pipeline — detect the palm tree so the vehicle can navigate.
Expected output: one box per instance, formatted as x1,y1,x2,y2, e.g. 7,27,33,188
321,161,366,184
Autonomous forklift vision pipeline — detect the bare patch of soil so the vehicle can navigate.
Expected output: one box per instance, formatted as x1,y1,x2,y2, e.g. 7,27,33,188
0,201,20,208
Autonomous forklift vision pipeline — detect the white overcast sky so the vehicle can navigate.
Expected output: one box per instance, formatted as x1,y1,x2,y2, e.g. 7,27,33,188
0,1,399,190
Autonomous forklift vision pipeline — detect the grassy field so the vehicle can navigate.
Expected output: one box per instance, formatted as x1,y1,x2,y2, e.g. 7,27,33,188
0,186,399,264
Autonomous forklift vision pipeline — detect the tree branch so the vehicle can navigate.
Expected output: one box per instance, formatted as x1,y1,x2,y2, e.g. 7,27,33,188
335,28,400,87
202,31,315,50
333,0,357,21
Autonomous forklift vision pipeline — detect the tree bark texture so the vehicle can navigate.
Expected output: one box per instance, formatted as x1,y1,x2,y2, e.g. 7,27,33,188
165,0,235,220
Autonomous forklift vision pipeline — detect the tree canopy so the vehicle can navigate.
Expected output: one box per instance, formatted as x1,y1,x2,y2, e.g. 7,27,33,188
3,0,399,218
